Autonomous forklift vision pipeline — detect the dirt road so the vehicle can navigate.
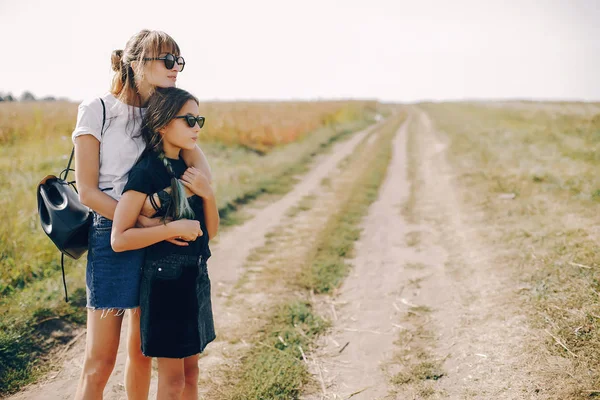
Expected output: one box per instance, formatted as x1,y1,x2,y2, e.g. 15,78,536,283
305,108,540,399
9,107,546,399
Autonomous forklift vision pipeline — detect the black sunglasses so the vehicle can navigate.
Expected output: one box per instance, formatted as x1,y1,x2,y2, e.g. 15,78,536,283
143,53,185,71
174,115,205,128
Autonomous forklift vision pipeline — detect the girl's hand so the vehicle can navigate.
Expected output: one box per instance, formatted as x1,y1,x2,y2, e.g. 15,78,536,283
170,219,203,242
180,167,213,199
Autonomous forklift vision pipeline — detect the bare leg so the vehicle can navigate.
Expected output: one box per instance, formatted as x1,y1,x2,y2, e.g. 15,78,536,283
182,354,199,400
156,358,185,400
125,308,152,400
74,309,124,400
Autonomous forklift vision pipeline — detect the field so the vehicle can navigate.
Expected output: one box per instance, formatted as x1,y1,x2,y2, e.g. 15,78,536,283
4,100,600,399
0,99,381,394
418,101,600,398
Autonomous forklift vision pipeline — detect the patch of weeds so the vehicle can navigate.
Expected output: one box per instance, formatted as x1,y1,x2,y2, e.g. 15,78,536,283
392,361,444,385
406,231,421,247
405,262,427,270
401,121,421,224
407,277,423,289
409,305,433,314
224,301,328,400
286,195,316,218
0,287,86,395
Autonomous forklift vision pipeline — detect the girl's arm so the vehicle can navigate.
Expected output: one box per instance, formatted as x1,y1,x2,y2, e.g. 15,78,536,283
111,190,202,252
140,145,212,217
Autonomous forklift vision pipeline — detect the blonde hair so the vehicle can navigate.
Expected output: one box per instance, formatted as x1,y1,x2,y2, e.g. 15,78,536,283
110,30,181,106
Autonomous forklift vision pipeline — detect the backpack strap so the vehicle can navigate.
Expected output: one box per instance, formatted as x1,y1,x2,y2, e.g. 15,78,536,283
60,97,106,302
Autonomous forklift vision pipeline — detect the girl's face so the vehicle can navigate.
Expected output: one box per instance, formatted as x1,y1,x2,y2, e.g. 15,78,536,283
138,49,183,92
160,100,201,155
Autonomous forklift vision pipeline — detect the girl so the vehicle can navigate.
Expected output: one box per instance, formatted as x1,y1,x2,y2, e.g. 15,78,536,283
111,87,219,400
73,30,212,400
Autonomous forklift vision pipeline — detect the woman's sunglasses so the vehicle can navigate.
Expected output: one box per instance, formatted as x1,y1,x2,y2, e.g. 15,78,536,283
174,115,205,128
144,53,185,72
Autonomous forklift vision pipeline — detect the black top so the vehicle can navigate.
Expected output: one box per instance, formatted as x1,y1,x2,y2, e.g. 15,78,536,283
123,150,211,263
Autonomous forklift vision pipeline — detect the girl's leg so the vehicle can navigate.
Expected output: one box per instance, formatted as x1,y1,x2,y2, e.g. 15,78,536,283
74,309,124,400
156,358,185,400
125,307,152,400
182,354,199,400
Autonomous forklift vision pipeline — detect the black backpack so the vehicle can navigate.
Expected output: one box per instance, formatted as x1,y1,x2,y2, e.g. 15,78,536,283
36,98,106,301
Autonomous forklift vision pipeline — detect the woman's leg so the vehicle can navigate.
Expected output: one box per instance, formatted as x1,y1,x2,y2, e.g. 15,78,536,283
182,354,199,400
125,307,152,400
74,309,124,400
156,358,186,400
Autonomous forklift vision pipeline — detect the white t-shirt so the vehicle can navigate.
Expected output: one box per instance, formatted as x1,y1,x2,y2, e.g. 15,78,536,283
72,93,147,200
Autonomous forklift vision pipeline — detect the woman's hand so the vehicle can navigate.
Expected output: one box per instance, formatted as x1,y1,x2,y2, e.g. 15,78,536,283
180,167,213,199
169,219,203,242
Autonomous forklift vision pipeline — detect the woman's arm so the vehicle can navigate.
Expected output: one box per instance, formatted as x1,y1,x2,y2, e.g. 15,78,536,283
201,192,220,240
75,135,170,229
140,145,211,217
181,145,212,183
75,135,119,219
180,167,220,239
111,190,202,252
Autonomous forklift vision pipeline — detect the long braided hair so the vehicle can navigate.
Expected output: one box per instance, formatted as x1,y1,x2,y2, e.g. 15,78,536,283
141,87,199,221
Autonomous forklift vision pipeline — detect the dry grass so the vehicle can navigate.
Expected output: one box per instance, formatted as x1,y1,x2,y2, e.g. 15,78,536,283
420,101,600,399
198,100,379,153
0,99,381,396
0,100,379,152
388,305,446,399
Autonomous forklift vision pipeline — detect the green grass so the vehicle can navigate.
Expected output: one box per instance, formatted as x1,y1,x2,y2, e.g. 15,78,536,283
0,112,378,396
301,115,404,294
0,287,86,394
225,301,328,400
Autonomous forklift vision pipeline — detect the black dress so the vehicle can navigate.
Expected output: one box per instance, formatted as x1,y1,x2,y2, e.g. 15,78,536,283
123,150,216,358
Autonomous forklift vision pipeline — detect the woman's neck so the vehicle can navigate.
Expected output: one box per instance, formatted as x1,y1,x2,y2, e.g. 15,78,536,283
119,84,152,107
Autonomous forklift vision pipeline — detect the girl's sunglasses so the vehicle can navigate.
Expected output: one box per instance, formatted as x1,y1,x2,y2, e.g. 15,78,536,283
174,115,205,128
144,53,185,72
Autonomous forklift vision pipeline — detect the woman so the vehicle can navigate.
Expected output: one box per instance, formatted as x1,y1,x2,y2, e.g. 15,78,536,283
72,30,211,400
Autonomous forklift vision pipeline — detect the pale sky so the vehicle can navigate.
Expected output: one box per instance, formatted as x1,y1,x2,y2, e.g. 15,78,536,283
0,0,598,102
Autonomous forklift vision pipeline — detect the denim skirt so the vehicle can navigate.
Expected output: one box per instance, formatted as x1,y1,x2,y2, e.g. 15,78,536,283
140,253,216,358
86,213,145,309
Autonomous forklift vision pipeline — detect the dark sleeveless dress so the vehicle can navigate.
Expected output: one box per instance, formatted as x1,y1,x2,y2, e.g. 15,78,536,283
123,151,215,358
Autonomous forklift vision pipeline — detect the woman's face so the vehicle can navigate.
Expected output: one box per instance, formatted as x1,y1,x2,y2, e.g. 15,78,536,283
161,100,201,153
142,49,182,89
